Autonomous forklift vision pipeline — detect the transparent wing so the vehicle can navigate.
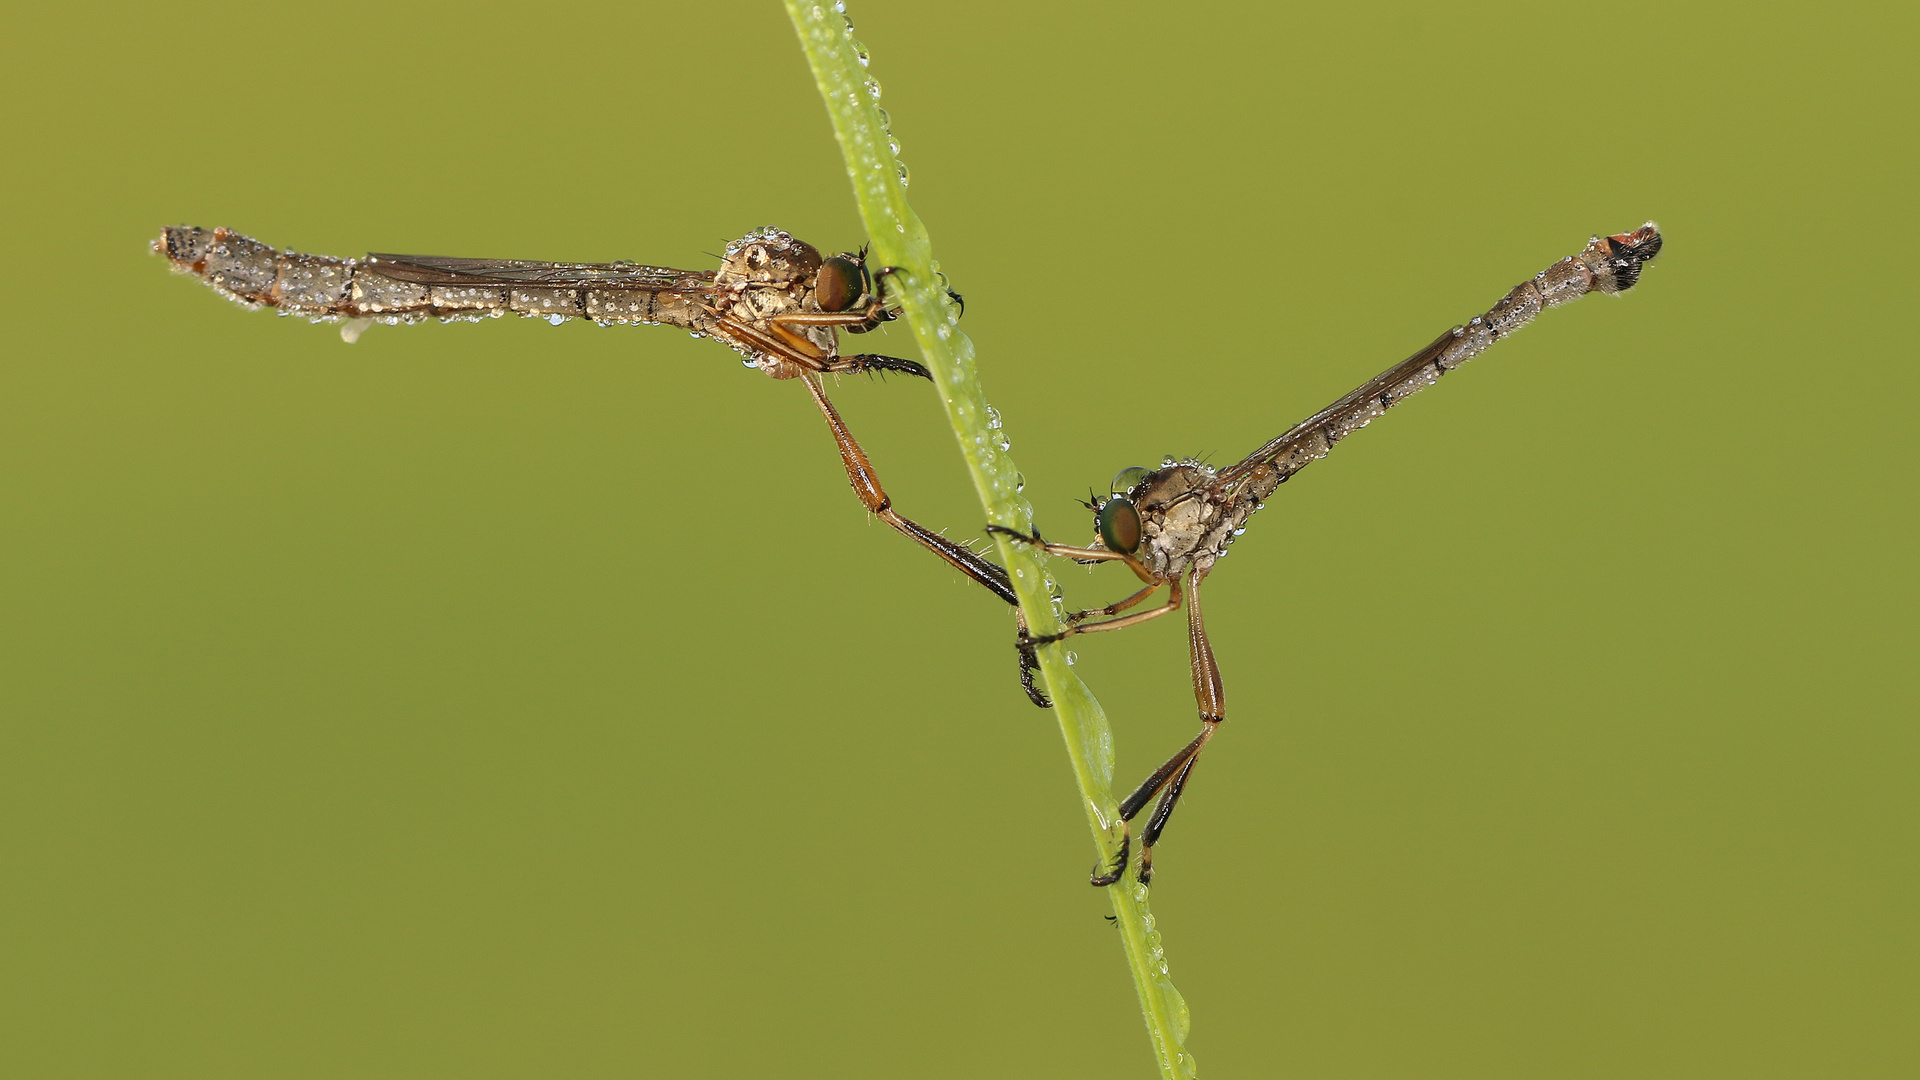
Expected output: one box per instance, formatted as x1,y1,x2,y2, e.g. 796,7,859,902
363,253,716,291
1215,330,1457,486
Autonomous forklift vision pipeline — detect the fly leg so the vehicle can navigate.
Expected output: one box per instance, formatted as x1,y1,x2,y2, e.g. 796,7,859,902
984,522,1162,633
1066,582,1164,626
752,312,931,381
1020,569,1216,887
869,264,965,318
799,375,1046,704
1009,579,1183,648
1111,570,1224,886
801,373,1012,601
718,322,1030,703
984,523,1173,714
1015,609,1050,708
1092,726,1210,886
822,353,931,379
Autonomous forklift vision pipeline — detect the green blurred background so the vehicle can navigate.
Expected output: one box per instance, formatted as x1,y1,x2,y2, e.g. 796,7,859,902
2,1,1912,1076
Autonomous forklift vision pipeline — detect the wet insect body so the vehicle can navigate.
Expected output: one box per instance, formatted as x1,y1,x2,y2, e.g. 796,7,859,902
993,223,1665,886
155,224,1048,700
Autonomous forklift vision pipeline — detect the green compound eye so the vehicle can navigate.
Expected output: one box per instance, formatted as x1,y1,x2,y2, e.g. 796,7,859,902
816,256,864,312
1110,466,1152,495
1098,498,1143,555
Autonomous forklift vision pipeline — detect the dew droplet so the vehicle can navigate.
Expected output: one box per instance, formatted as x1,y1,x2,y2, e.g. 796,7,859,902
896,160,911,186
864,77,882,101
853,41,871,67
547,314,565,326
1014,471,1026,492
1066,651,1078,666
985,406,1003,430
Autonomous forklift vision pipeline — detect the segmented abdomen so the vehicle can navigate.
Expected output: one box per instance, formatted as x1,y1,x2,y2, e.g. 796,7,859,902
153,226,715,331
1232,223,1664,501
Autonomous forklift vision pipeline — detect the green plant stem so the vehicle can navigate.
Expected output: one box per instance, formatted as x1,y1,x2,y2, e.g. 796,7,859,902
784,4,1196,1076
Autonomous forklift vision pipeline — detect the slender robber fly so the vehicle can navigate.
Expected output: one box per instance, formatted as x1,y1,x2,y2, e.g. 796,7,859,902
992,223,1664,886
155,225,1048,702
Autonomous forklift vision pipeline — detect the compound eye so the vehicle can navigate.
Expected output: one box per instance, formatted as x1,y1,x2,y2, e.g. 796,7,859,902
1097,498,1143,555
1110,466,1152,495
816,256,864,312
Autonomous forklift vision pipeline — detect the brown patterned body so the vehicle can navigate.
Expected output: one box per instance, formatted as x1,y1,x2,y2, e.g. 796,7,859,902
155,221,1044,701
1118,223,1665,586
154,225,722,330
996,223,1664,886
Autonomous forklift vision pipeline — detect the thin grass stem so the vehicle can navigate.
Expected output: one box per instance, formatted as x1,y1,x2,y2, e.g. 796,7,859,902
784,5,1197,1076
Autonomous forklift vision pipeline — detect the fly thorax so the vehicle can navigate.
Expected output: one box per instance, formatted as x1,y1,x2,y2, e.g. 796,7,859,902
1198,498,1255,560
1128,462,1219,578
1134,534,1175,580
730,281,803,324
1142,497,1212,574
718,227,824,290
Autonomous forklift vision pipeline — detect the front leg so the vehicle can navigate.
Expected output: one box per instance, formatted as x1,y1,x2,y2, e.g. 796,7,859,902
822,353,930,379
985,524,1130,566
1017,579,1182,647
871,264,964,318
1069,582,1164,625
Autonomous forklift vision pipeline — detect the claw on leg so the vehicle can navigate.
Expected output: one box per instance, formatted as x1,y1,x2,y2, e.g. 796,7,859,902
1017,635,1052,708
873,265,965,316
1090,832,1131,887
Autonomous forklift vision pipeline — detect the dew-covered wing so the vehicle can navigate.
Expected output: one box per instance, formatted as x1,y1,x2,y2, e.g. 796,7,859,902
1216,330,1459,490
364,253,715,292
1216,222,1664,497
